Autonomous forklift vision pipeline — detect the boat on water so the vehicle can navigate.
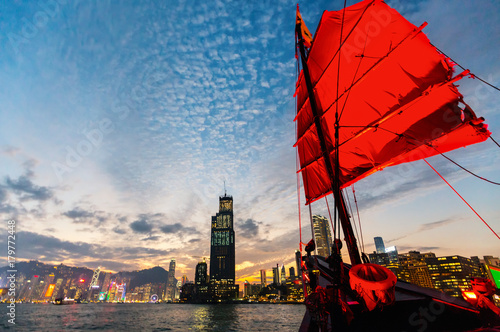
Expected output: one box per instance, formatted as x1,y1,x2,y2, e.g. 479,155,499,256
53,298,75,305
293,0,500,331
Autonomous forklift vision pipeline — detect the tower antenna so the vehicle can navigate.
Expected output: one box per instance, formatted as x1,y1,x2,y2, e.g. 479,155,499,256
224,180,226,196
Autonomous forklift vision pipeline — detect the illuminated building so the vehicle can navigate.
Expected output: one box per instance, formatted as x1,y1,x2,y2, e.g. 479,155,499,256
272,265,280,284
398,251,435,288
295,250,302,277
165,259,176,301
209,194,238,300
51,278,64,301
374,236,386,254
426,255,483,297
286,277,304,301
101,272,112,300
369,252,389,266
195,259,209,301
41,274,55,301
181,275,188,286
244,280,250,297
312,215,332,257
385,246,399,264
280,265,286,285
260,269,267,287
289,267,295,278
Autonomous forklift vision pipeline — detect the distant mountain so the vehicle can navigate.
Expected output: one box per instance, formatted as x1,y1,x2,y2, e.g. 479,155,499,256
126,266,168,289
0,260,94,281
0,260,169,290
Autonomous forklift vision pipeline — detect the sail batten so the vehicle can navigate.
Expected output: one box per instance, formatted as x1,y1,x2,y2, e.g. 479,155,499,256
296,0,491,205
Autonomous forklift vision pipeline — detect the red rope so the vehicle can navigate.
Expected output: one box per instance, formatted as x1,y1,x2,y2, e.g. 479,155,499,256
424,159,500,240
352,185,365,253
325,196,336,238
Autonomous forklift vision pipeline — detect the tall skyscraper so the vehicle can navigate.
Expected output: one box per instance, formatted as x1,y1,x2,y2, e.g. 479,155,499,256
280,265,286,284
209,194,238,299
295,250,302,277
195,259,208,289
374,236,386,254
272,265,280,284
165,259,176,301
312,215,333,257
260,269,267,287
289,267,296,278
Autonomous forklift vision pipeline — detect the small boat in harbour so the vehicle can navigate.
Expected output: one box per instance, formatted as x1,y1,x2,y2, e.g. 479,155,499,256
53,297,75,305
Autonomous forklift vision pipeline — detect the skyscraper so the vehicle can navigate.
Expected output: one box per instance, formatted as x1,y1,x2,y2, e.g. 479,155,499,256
280,265,286,284
374,236,386,254
312,215,333,257
260,269,267,287
209,194,238,299
272,265,280,284
165,259,176,301
295,250,302,277
195,259,208,289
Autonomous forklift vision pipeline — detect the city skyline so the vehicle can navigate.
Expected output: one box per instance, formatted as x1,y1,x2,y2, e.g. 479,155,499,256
0,0,499,288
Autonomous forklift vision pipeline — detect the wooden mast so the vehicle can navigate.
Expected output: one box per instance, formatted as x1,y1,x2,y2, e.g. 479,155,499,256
296,17,362,266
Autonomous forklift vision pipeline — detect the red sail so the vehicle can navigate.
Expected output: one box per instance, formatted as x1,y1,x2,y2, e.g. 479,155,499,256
295,0,491,204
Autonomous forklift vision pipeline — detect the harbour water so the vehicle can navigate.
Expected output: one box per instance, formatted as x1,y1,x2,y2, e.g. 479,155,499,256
1,303,305,331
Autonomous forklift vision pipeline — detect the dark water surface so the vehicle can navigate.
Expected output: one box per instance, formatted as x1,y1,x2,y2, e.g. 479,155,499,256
1,303,305,331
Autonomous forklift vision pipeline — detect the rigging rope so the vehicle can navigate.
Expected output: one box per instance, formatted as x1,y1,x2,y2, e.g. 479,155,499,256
432,44,500,92
325,196,336,241
491,136,500,149
351,185,365,253
434,149,500,186
345,190,361,251
424,159,500,240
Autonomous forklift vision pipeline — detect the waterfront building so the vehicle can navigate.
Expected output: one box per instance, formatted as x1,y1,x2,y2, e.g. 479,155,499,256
209,194,238,299
260,269,267,287
286,276,304,302
181,275,188,286
295,250,302,277
426,255,483,297
374,236,386,254
312,215,333,257
272,265,280,285
385,246,399,264
165,259,176,301
281,265,286,285
195,259,209,301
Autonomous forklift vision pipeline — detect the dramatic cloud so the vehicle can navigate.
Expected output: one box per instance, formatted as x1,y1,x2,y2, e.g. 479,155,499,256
62,207,108,225
130,219,153,234
237,218,260,238
159,223,199,235
4,175,54,201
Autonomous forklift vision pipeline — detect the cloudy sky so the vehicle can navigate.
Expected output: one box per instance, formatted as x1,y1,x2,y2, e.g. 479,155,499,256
0,0,499,286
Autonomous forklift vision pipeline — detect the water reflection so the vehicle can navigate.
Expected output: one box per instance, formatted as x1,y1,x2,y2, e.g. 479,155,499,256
191,304,238,331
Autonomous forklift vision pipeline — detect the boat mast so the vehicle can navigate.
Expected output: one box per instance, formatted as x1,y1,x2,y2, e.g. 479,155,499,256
296,19,362,266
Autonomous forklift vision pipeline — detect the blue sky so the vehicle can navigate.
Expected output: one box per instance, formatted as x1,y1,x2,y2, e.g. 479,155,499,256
0,0,499,285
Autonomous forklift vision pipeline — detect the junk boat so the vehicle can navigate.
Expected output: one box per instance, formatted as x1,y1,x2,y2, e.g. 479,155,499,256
293,0,500,330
